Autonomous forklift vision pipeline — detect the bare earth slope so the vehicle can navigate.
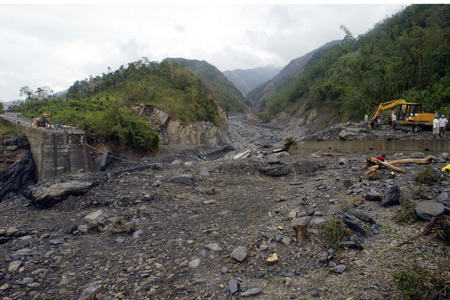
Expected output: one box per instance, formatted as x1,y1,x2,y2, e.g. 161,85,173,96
0,115,449,300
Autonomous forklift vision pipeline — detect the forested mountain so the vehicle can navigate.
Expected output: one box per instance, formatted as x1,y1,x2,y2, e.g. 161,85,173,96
17,59,227,151
247,40,340,109
223,65,282,97
163,58,246,112
259,4,450,123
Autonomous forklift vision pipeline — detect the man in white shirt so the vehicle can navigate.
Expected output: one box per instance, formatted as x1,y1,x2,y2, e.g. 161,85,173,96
433,116,440,138
439,115,448,136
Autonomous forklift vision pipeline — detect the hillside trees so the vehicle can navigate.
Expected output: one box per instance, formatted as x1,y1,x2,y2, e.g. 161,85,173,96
263,4,450,121
17,59,228,151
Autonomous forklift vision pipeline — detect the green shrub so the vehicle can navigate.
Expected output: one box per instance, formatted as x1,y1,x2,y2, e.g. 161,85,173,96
393,261,450,299
318,218,350,250
394,198,420,224
414,167,440,186
0,122,15,135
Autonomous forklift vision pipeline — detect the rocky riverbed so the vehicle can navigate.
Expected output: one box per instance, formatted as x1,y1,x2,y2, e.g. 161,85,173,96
1,114,450,300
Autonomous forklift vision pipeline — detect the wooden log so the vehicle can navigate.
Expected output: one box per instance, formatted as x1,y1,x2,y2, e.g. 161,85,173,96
389,155,436,165
365,165,380,175
366,157,406,173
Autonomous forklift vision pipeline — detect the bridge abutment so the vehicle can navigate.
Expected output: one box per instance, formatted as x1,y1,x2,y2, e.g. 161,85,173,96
1,117,93,181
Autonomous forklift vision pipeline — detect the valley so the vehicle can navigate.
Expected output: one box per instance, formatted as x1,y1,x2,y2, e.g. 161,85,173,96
1,113,449,300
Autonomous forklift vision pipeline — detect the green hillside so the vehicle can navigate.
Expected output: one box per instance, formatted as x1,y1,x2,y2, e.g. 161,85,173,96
17,60,226,151
263,4,450,122
164,58,246,112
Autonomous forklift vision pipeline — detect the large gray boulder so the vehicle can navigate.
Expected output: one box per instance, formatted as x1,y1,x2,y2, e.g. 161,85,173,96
27,181,93,208
415,201,446,221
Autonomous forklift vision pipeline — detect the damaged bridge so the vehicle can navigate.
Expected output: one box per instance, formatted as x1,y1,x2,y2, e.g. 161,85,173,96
1,113,93,181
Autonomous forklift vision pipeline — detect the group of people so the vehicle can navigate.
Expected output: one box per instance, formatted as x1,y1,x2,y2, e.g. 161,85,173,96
433,113,448,138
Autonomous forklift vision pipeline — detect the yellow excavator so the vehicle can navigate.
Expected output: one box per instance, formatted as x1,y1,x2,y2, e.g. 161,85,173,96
32,113,51,128
369,99,435,132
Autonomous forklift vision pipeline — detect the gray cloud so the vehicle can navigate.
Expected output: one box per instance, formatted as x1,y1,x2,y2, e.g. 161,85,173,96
0,4,403,102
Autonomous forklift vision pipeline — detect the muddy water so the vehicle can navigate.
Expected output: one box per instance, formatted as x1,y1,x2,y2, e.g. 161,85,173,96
289,139,450,154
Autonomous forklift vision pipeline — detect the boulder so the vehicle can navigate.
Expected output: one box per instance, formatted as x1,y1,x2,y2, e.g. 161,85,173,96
259,164,290,177
342,214,366,234
347,208,375,224
415,201,446,221
168,174,193,185
0,151,36,201
27,181,93,208
381,186,401,207
294,160,319,174
436,192,449,204
94,152,114,171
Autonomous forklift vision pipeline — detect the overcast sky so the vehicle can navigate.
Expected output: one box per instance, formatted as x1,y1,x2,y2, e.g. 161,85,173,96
0,3,405,102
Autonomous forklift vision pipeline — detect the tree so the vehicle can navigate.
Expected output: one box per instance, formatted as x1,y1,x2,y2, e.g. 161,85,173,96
19,86,35,100
0,102,4,114
36,86,54,99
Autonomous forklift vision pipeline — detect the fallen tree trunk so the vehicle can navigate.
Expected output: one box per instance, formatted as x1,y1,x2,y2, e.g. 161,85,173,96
389,155,436,165
365,165,380,175
366,157,406,173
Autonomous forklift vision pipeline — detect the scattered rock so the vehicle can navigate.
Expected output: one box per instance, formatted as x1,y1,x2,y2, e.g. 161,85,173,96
231,246,248,263
77,280,104,300
259,164,290,176
381,186,401,207
188,258,201,268
294,160,319,174
291,216,311,228
347,208,376,224
84,209,104,224
415,201,446,221
333,264,347,274
342,214,366,234
8,261,22,273
241,288,262,297
229,279,240,295
365,193,382,202
205,243,222,252
437,192,449,204
338,158,349,165
339,240,363,250
168,174,193,185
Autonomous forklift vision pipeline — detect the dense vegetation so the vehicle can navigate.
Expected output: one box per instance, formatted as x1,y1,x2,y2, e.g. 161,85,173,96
16,60,228,151
164,58,246,112
263,4,450,122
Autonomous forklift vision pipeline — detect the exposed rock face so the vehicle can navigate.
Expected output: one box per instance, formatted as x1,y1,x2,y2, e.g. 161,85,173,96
131,104,231,147
0,134,36,200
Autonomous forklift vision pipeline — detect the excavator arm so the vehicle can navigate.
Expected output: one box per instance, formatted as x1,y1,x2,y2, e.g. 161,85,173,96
369,99,407,123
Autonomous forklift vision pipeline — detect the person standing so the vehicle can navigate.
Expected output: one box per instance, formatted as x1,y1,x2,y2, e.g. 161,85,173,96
439,114,448,137
364,114,368,123
433,116,440,138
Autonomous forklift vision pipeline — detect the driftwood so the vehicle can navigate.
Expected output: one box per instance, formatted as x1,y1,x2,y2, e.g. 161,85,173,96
376,216,449,257
389,155,436,165
366,155,436,175
366,157,406,173
365,165,380,175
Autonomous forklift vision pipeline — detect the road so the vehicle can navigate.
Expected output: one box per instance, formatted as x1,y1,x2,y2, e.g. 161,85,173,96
1,112,83,133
